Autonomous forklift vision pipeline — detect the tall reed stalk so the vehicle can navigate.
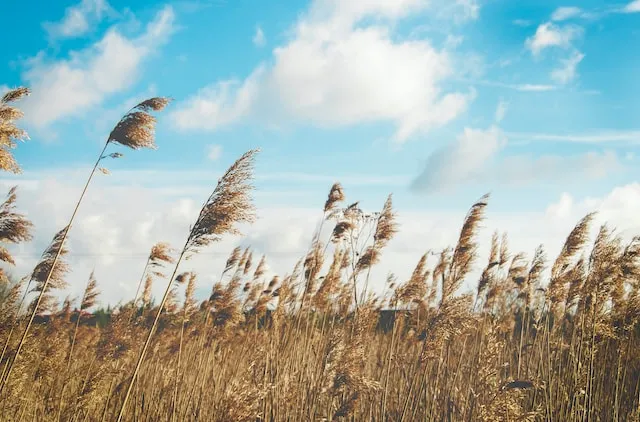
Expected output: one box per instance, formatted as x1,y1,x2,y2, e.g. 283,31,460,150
116,149,259,421
0,98,170,396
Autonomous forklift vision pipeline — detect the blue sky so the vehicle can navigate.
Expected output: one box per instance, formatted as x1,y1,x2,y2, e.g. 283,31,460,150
1,0,640,305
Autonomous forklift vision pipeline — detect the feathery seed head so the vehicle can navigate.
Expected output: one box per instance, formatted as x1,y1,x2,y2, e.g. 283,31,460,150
253,254,267,280
224,246,242,275
107,97,171,150
324,182,345,213
1,87,30,104
149,241,175,265
185,149,259,254
0,87,31,173
81,271,100,311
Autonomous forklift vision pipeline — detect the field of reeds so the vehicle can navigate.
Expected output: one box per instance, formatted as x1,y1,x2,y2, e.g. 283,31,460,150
1,87,640,421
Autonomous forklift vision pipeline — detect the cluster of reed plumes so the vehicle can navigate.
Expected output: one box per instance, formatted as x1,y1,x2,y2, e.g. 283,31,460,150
1,85,640,422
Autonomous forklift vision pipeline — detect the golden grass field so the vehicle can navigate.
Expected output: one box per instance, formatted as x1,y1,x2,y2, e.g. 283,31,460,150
1,88,640,421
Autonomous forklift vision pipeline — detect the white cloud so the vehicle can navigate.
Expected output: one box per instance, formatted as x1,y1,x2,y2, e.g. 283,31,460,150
624,1,640,13
411,126,507,193
412,126,621,193
207,144,222,161
525,22,583,56
495,99,508,123
551,51,585,84
252,25,266,47
545,184,640,240
43,0,113,40
170,0,474,143
495,150,620,185
453,0,480,23
478,80,557,92
170,67,264,131
0,166,417,305
308,0,428,22
265,24,473,143
551,7,583,21
258,172,410,187
513,19,533,27
21,6,175,128
507,130,640,144
3,167,640,305
546,193,573,219
515,84,556,92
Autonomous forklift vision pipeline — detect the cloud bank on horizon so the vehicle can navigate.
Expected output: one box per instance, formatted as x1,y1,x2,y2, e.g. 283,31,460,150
1,0,639,305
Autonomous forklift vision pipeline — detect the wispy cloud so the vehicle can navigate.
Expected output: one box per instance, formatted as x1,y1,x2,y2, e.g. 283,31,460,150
525,22,583,56
453,0,480,23
258,172,411,187
495,151,620,185
477,80,557,92
170,67,264,131
207,144,222,161
43,0,113,40
22,5,176,128
252,25,266,47
412,126,624,194
495,99,508,123
411,126,506,193
507,130,640,144
551,7,584,21
513,19,533,27
624,0,640,13
551,51,585,84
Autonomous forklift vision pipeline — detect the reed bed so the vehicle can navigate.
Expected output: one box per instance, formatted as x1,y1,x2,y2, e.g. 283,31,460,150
1,85,640,421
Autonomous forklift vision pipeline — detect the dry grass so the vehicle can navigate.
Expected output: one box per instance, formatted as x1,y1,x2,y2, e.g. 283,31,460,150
1,86,640,421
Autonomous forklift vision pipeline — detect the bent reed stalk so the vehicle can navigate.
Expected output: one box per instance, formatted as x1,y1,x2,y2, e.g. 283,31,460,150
0,97,171,396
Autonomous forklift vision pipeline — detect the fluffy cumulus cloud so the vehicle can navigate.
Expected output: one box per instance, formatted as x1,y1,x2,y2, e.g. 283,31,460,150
21,6,175,128
525,22,583,56
43,0,113,40
3,168,640,306
551,51,585,84
545,184,640,241
170,0,475,143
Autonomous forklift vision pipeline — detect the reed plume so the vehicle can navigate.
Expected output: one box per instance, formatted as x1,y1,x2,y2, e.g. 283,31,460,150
0,97,169,395
0,87,30,174
0,186,33,311
324,183,345,214
0,187,33,266
354,194,398,306
132,242,176,309
397,253,430,306
0,226,70,393
117,149,259,421
548,212,595,316
80,271,100,312
443,193,489,304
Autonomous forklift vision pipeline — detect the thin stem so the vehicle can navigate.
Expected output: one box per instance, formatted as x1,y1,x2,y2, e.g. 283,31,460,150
130,256,152,317
0,141,109,396
117,244,188,421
